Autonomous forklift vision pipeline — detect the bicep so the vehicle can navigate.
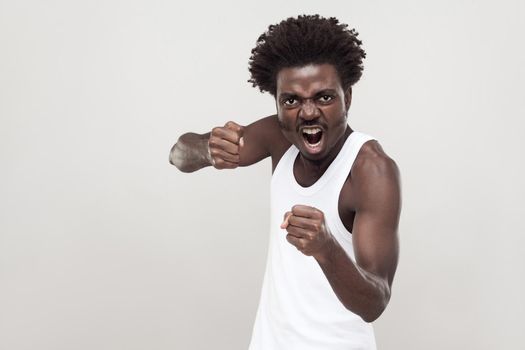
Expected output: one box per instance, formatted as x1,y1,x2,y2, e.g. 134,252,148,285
351,156,401,286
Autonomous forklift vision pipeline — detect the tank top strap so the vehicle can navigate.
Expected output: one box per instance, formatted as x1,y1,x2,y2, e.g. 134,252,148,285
326,131,376,238
271,142,299,183
330,131,377,192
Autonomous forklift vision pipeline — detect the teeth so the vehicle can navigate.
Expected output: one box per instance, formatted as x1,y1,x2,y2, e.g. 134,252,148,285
302,127,321,134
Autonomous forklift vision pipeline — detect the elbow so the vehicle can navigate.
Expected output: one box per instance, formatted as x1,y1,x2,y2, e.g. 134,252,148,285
360,307,385,323
168,152,182,170
356,302,387,323
168,143,178,167
168,142,189,172
168,152,183,170
351,286,391,323
169,157,191,173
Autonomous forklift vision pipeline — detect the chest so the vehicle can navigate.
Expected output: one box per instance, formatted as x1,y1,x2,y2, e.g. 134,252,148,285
293,161,358,234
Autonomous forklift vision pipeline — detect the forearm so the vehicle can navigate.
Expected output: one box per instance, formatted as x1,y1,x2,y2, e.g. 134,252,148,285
315,238,391,322
169,132,212,172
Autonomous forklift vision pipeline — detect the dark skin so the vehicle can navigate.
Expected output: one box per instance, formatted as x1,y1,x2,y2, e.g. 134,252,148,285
169,63,401,322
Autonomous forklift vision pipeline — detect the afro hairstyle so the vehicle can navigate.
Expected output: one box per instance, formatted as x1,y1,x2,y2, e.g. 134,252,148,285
248,14,366,96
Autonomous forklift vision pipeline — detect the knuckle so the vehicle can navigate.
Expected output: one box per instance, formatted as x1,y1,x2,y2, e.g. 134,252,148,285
208,138,218,147
225,121,237,129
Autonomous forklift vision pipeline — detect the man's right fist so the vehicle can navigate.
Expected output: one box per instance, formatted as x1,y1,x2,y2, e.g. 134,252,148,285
208,121,245,169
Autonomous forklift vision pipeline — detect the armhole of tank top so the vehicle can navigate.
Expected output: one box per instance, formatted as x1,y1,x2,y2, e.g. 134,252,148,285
271,145,295,185
332,134,377,243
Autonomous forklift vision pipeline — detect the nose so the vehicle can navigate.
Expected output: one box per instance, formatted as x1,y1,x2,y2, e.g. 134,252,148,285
299,99,320,121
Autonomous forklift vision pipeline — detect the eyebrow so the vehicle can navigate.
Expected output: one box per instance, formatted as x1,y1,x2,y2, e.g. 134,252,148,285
278,89,338,100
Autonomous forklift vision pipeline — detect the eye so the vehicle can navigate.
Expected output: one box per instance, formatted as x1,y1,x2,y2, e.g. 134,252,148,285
283,97,298,106
318,95,333,103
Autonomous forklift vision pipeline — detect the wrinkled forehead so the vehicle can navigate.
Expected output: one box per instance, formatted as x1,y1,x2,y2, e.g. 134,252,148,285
276,63,343,96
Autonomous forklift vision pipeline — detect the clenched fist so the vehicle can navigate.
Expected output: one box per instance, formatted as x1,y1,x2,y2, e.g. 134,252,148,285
208,121,245,169
281,205,335,260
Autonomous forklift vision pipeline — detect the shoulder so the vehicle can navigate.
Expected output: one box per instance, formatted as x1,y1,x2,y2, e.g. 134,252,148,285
240,114,291,169
247,114,280,129
351,140,401,209
247,114,290,147
353,140,399,179
245,114,282,142
246,114,291,162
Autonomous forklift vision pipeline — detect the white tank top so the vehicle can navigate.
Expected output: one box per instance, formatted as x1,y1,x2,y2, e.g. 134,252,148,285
248,131,377,350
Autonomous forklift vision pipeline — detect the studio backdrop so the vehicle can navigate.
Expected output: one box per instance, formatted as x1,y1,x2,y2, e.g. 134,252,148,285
1,1,524,349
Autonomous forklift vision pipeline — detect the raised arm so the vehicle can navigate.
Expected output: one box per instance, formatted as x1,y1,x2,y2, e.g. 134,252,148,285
318,143,401,322
169,115,284,172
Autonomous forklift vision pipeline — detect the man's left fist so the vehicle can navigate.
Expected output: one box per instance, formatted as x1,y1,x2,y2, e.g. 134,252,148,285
281,205,334,259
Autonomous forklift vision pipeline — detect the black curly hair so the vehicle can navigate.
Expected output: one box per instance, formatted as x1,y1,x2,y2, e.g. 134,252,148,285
248,14,366,96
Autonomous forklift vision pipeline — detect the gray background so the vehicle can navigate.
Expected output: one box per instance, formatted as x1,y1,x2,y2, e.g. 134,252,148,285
1,0,524,349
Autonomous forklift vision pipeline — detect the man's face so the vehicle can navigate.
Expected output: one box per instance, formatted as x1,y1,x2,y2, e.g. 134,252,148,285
276,63,350,162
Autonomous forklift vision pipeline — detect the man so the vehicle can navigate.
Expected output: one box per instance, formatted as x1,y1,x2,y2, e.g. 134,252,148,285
169,15,401,350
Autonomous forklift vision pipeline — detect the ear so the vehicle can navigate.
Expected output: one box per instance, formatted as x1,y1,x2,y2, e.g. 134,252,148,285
344,87,352,111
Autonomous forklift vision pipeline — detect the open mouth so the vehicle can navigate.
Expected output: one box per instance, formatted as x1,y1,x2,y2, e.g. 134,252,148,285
302,127,323,147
